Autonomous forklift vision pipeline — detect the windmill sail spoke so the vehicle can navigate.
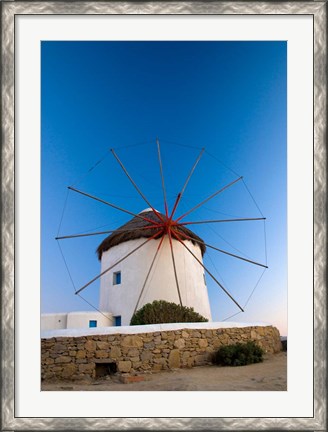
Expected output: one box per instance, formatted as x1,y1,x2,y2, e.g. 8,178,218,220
111,149,165,223
68,186,161,226
178,217,266,227
167,230,183,306
175,176,243,222
133,234,166,314
75,230,164,295
169,147,205,220
171,229,244,312
57,144,268,324
156,138,169,218
173,230,268,269
56,224,163,240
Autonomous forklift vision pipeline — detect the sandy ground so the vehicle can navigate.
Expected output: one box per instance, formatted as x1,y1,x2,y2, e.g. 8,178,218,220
42,352,286,391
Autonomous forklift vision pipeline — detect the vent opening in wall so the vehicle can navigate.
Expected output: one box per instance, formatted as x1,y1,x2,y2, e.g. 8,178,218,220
95,361,117,378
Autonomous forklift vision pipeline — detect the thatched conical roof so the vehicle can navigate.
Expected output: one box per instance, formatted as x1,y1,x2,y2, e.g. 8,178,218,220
97,209,206,260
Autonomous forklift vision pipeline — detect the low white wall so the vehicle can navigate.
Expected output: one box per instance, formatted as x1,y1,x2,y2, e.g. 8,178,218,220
41,320,271,339
66,311,113,329
41,311,113,332
41,313,67,331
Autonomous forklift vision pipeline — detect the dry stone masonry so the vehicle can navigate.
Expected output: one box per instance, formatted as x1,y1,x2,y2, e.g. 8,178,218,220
41,325,282,381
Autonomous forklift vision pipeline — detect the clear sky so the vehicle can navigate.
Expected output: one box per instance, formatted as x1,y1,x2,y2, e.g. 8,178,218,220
41,41,287,335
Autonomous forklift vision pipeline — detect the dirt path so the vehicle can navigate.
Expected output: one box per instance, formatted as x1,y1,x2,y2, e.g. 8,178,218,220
42,352,286,391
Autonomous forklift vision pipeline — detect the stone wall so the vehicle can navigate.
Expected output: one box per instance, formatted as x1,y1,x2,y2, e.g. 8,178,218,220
41,325,282,381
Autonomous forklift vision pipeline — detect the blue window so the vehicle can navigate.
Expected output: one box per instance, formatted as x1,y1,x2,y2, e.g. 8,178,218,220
89,320,97,328
114,316,121,326
113,271,121,285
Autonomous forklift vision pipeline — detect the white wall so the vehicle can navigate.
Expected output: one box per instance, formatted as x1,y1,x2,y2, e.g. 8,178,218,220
41,311,113,331
99,236,212,326
41,313,67,331
67,311,113,329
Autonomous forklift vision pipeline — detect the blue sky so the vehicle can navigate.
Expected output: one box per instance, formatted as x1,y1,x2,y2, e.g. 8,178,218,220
41,41,287,334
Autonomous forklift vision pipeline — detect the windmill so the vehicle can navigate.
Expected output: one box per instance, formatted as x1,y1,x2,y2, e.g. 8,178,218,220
55,138,268,326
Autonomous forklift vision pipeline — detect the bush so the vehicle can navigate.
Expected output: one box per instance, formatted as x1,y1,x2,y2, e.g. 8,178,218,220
130,300,208,325
212,341,264,366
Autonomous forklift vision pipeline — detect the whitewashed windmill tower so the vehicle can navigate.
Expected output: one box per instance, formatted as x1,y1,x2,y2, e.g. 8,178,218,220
96,208,212,326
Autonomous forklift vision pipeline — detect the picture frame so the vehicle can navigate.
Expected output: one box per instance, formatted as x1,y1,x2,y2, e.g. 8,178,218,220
1,1,326,430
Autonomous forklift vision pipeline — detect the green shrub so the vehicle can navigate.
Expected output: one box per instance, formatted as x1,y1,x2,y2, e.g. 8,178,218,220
130,300,208,325
212,341,264,366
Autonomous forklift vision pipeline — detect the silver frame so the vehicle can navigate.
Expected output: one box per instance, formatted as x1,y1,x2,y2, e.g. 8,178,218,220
1,1,326,430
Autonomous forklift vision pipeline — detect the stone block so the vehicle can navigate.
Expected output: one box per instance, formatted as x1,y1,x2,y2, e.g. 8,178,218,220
182,351,190,359
53,343,67,353
144,342,155,349
141,350,153,362
194,354,208,365
174,338,185,349
168,349,180,369
192,331,202,338
152,364,163,371
61,364,77,379
117,361,132,373
187,357,195,368
78,363,95,373
42,351,49,359
55,356,71,364
127,348,139,357
110,346,121,358
85,340,97,351
42,372,55,380
257,327,265,336
95,350,108,359
198,339,208,348
97,341,110,350
121,336,143,348
182,331,190,338
251,330,260,340
75,351,86,359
